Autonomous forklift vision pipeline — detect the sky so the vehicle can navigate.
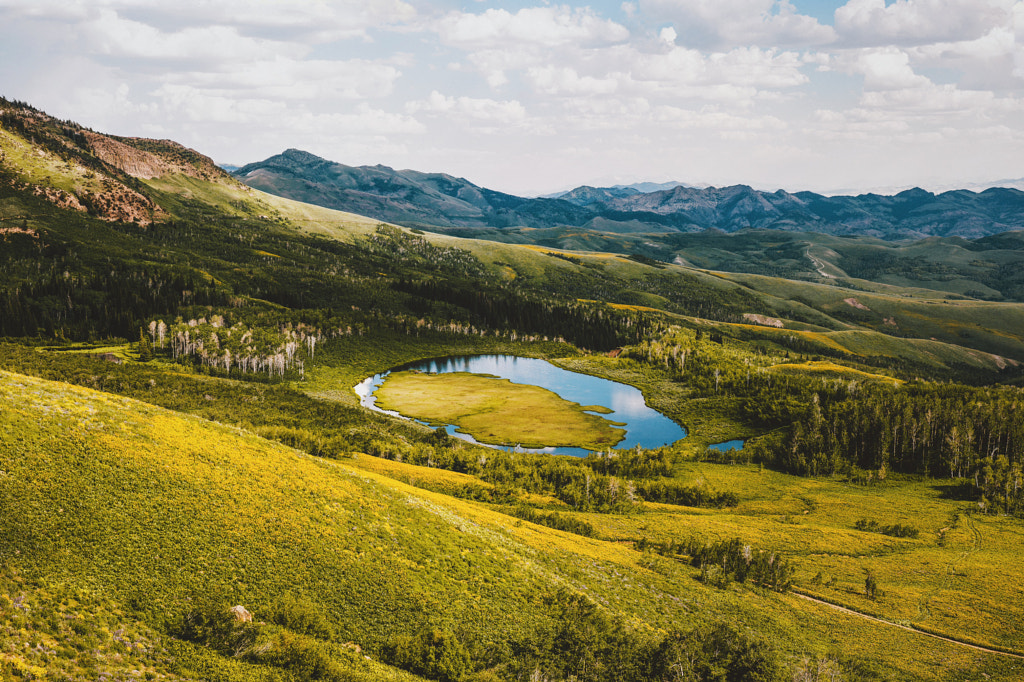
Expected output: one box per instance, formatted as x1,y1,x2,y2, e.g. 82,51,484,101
0,0,1022,196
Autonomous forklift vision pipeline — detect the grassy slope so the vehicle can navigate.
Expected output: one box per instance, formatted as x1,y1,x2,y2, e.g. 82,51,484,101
0,369,554,676
3,369,1024,680
0,124,105,196
715,271,1024,359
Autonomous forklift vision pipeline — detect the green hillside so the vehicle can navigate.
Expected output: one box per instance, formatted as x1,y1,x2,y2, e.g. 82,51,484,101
5,370,1024,680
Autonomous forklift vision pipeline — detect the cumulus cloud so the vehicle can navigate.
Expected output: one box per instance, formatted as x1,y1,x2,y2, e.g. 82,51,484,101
437,6,629,49
155,83,426,134
141,0,418,41
172,59,402,101
652,105,787,131
408,91,528,127
527,66,619,96
834,0,1014,47
859,84,1004,112
83,9,308,63
618,44,808,96
852,48,932,90
0,0,418,41
639,0,835,49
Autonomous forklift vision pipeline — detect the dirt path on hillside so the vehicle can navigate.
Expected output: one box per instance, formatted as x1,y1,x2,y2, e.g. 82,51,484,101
792,590,1024,660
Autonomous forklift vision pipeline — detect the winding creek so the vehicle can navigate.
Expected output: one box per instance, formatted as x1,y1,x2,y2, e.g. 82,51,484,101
353,354,687,457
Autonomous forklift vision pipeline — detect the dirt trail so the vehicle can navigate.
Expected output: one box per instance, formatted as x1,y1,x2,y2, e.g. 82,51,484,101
792,590,1024,660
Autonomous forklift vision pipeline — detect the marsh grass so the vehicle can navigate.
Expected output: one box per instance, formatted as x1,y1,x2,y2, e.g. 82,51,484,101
374,371,626,449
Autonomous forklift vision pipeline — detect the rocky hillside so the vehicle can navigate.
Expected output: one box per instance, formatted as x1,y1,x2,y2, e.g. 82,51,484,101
235,148,1024,239
0,97,232,224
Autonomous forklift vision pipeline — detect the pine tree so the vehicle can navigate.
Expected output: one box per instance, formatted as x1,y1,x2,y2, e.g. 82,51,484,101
138,327,154,362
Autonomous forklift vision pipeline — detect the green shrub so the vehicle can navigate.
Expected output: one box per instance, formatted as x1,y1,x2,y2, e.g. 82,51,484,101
255,631,348,681
270,594,334,640
386,626,471,682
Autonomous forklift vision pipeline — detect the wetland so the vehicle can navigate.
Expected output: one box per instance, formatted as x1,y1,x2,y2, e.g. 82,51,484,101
354,354,687,456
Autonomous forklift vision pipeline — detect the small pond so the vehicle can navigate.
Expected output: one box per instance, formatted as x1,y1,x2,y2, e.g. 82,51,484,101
708,439,745,453
354,354,687,457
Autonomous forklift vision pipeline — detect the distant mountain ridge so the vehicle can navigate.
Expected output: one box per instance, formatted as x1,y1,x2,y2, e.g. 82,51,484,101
234,150,1024,239
234,149,597,229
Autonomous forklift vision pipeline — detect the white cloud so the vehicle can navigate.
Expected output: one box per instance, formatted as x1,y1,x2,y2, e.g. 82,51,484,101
834,0,1014,47
639,0,835,49
652,105,787,131
1017,3,1024,75
622,45,809,93
527,66,619,96
408,91,527,127
152,84,289,123
0,0,418,41
436,6,629,49
83,8,308,62
0,0,95,20
171,59,401,101
156,0,418,41
859,83,1016,113
287,106,426,136
153,83,426,135
909,27,1019,90
853,48,932,90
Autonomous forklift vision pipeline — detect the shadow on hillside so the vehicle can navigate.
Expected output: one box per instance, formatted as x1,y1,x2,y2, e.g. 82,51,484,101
931,481,975,501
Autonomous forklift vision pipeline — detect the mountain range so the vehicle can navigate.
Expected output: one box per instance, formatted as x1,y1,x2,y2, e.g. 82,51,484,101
233,149,1024,240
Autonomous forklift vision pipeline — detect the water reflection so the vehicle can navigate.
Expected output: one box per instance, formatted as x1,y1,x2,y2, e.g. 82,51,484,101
354,354,687,457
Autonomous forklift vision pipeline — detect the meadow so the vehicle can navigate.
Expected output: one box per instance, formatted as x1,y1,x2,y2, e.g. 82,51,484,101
3,367,1024,680
374,370,626,449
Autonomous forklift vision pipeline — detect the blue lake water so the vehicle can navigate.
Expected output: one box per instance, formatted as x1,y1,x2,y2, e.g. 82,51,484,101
353,354,687,457
709,439,745,452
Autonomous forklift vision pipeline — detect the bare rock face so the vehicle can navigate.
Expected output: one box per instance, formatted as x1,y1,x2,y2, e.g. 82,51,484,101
229,605,253,623
91,133,229,182
84,131,167,180
742,313,785,328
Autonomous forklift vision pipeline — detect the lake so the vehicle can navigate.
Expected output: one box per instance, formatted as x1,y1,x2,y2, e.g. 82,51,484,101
354,354,687,457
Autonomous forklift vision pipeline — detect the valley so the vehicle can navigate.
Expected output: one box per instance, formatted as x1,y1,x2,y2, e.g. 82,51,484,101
2,96,1024,681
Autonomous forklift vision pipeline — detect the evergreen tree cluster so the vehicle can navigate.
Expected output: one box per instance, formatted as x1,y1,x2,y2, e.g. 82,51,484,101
633,480,739,508
638,537,794,593
755,383,1024,485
